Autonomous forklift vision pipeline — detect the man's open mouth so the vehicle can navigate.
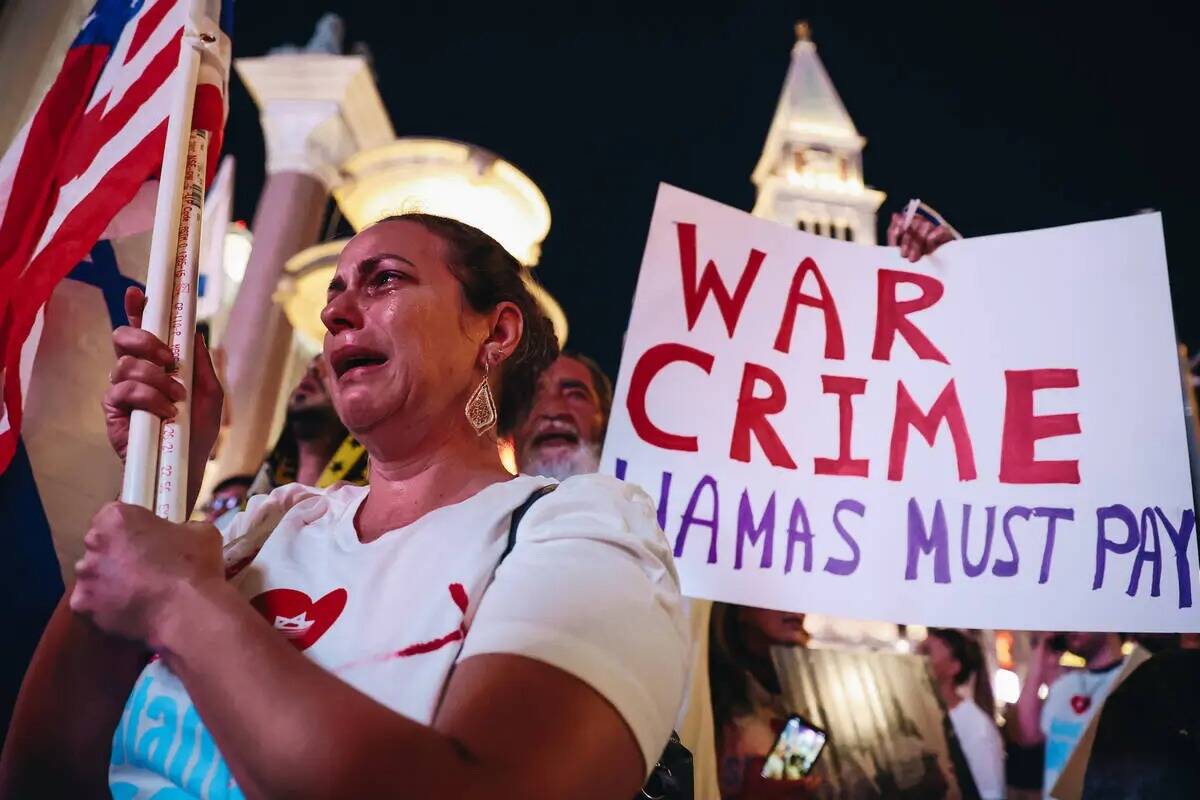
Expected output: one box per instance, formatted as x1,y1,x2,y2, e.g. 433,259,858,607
533,430,579,448
329,346,388,380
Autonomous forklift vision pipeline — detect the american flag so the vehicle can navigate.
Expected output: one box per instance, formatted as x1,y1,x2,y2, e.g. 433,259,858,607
0,0,233,474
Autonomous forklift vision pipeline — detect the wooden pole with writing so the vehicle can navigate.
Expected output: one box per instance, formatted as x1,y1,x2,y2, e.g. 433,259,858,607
119,30,207,521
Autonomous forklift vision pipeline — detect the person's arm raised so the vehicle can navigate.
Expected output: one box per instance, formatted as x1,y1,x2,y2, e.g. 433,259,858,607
1011,634,1062,747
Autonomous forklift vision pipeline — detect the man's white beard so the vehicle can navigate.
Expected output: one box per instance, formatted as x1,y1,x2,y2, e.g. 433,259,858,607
520,440,602,481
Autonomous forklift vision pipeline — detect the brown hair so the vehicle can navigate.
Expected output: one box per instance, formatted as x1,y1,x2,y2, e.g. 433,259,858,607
376,213,559,435
928,627,995,714
708,602,782,729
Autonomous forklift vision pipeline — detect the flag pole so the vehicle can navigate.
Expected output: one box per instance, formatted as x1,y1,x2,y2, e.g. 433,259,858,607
153,130,208,522
120,31,204,515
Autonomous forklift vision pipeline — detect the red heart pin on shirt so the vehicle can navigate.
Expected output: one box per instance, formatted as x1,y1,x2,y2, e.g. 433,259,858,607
251,588,348,651
1069,694,1092,714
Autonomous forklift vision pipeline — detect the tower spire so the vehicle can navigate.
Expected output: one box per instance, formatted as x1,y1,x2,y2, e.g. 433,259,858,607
751,26,885,243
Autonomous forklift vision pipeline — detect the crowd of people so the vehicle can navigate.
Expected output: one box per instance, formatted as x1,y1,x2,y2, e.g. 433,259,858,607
1,208,1196,799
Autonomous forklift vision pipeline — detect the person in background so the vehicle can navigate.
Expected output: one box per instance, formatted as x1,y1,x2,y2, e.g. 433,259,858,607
247,355,369,497
511,351,611,480
920,628,1005,799
1012,632,1126,798
709,603,818,799
201,474,254,524
199,357,368,528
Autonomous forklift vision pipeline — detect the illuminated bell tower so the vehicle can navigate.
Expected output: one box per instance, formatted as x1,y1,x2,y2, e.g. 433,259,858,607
752,22,885,243
754,23,903,652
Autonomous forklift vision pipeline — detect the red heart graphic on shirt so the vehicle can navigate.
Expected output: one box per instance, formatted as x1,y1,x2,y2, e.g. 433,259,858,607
1069,694,1092,714
251,588,347,651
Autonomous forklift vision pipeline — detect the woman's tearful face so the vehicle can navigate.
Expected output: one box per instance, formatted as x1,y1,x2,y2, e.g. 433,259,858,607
320,219,488,436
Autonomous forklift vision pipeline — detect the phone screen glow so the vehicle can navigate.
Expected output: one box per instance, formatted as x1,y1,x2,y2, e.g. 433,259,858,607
761,716,827,780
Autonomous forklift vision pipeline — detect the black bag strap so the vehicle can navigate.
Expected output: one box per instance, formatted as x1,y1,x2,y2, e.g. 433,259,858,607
435,482,559,716
498,483,557,565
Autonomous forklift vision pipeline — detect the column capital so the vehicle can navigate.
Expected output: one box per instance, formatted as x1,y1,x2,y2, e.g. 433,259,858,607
235,54,394,189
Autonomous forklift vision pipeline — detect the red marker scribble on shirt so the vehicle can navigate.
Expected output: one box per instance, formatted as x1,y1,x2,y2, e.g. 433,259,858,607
335,583,469,672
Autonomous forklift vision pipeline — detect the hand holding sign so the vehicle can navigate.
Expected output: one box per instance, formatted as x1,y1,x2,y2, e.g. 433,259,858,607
603,185,1197,632
886,208,957,263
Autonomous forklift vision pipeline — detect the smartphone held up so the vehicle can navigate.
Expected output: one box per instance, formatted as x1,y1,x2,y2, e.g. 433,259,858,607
761,714,828,781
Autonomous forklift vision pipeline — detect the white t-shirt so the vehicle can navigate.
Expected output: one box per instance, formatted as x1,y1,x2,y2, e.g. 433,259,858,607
108,473,689,799
1039,661,1123,797
948,700,1005,800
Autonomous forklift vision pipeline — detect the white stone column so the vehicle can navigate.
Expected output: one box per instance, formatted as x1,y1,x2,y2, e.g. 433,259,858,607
213,54,392,479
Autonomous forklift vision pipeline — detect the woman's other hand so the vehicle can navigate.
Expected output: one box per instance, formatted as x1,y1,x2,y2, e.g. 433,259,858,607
70,501,223,646
103,286,224,462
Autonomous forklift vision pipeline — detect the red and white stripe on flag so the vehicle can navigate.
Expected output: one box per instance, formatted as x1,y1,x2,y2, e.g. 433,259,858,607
0,0,231,474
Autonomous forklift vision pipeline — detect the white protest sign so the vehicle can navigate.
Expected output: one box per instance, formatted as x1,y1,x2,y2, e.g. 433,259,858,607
602,184,1199,632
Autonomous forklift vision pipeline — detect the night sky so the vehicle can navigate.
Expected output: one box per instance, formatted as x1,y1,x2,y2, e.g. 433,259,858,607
225,1,1198,379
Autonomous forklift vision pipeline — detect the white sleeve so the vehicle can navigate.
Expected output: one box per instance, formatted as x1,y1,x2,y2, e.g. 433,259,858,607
458,473,690,774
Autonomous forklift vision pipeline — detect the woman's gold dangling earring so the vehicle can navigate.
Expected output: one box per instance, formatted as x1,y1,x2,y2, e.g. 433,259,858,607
465,359,498,436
